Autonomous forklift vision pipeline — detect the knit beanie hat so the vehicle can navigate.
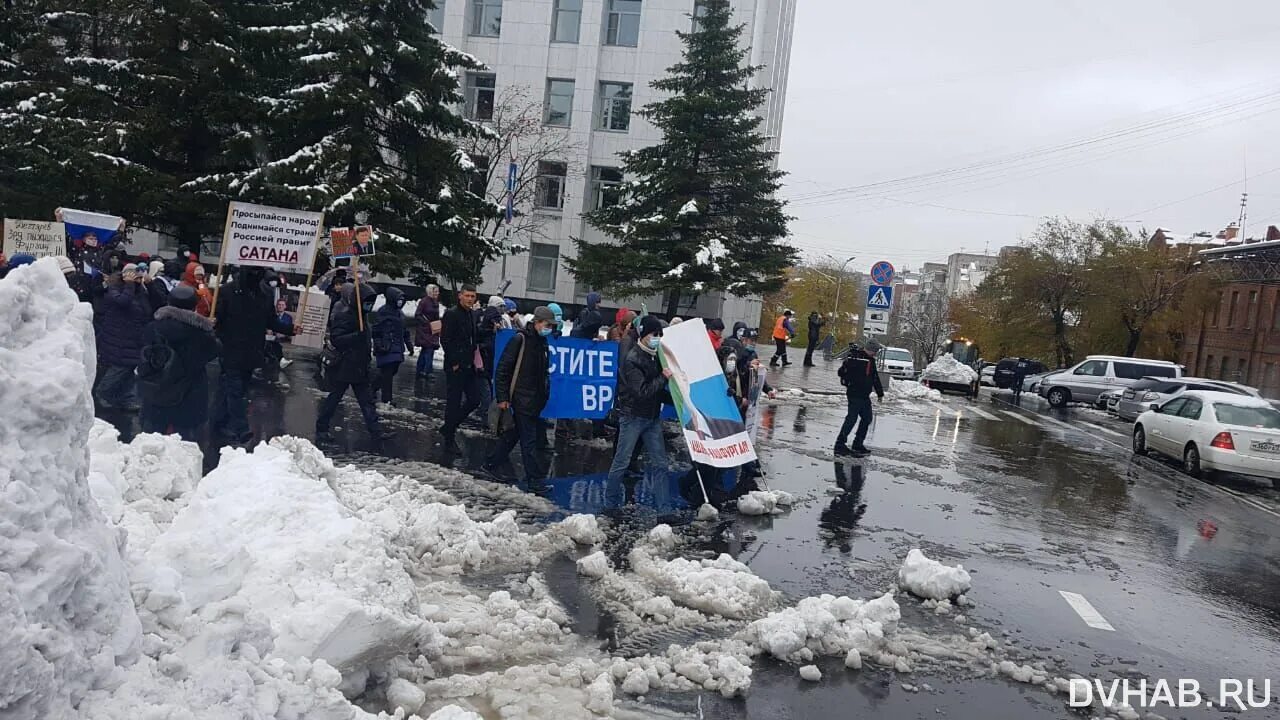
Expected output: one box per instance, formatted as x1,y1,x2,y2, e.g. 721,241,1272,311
168,284,198,310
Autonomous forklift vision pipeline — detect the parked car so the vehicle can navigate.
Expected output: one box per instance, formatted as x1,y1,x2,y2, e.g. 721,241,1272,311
1023,371,1050,394
993,357,1047,389
1098,388,1123,411
1037,355,1182,408
1133,391,1280,486
980,364,997,386
1115,376,1261,422
882,347,917,380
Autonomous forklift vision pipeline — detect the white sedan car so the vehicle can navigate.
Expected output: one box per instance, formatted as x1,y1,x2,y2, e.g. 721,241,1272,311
1132,390,1280,485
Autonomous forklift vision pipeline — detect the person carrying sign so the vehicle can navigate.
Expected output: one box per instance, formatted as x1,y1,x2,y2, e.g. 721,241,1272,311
607,316,673,483
316,284,395,443
483,306,555,483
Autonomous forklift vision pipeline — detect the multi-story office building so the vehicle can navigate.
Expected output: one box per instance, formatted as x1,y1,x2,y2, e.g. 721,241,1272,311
438,0,798,324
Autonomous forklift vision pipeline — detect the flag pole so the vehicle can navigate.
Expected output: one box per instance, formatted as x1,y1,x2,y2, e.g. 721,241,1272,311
209,203,234,321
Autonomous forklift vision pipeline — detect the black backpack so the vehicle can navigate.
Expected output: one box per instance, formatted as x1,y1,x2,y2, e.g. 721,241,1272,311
136,334,187,407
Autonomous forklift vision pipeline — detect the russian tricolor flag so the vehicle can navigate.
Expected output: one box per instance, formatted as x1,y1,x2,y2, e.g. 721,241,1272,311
58,208,124,247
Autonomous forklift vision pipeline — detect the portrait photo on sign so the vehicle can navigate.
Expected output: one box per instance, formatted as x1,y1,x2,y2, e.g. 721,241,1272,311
352,225,375,256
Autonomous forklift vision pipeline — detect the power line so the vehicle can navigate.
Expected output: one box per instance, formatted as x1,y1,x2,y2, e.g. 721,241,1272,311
1121,166,1280,220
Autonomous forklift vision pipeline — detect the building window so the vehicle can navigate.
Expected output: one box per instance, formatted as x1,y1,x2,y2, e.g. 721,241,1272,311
544,78,574,127
1226,290,1239,327
1237,358,1248,383
469,0,502,36
590,166,624,210
468,154,490,198
1219,355,1229,380
528,243,559,292
1266,362,1276,387
552,0,581,43
597,82,632,131
1211,292,1222,327
1206,355,1215,376
464,72,496,120
428,0,445,31
535,161,567,210
692,0,709,31
605,0,641,46
1185,352,1194,373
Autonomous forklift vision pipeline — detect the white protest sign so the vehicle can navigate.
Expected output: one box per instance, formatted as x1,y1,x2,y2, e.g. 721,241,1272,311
659,318,758,468
4,219,66,258
222,201,323,273
291,289,331,349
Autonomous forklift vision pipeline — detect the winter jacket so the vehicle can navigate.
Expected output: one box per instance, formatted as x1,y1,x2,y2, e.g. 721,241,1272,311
140,306,221,426
215,273,292,371
145,276,170,311
372,288,413,366
179,263,212,317
571,307,606,340
615,345,670,420
414,295,441,348
96,276,153,366
440,303,479,371
477,302,504,371
807,313,825,338
326,285,375,384
65,270,95,303
838,351,884,399
494,327,551,417
772,315,794,341
707,329,723,351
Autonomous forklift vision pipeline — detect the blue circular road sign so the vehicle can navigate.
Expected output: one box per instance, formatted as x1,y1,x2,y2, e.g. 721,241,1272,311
870,261,895,286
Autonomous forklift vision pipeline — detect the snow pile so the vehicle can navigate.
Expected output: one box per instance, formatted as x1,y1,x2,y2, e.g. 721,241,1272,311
424,577,571,673
767,388,844,406
743,592,901,664
629,546,777,620
889,378,943,402
0,259,142,719
898,549,973,600
919,355,979,384
576,551,609,579
736,489,795,516
606,640,754,698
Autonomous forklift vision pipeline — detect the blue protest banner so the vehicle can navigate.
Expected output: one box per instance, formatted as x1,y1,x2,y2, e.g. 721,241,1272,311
494,330,619,419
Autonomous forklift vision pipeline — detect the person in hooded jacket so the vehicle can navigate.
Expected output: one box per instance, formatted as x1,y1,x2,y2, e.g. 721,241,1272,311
372,286,414,405
547,302,566,338
316,284,394,442
477,295,506,373
180,262,212,317
138,285,221,440
705,318,725,351
94,265,154,411
503,298,525,330
571,292,606,339
483,306,556,483
211,266,294,443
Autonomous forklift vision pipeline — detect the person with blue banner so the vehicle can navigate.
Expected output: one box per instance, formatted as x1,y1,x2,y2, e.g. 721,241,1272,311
483,306,556,482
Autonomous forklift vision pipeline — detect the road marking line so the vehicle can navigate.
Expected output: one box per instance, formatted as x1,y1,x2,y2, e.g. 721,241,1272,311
1078,420,1125,438
1002,410,1038,425
1037,414,1075,430
1211,485,1280,520
967,406,1002,421
1058,591,1116,631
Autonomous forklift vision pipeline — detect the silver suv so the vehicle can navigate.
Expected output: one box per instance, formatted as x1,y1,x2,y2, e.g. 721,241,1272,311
1037,355,1182,408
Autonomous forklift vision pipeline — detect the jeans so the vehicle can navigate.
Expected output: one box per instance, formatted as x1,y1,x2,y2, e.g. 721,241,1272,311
96,364,138,409
376,361,402,403
140,408,200,442
771,338,789,364
837,395,874,448
416,346,436,376
316,381,381,434
441,367,483,439
488,412,543,481
608,414,668,483
212,363,253,437
804,337,819,365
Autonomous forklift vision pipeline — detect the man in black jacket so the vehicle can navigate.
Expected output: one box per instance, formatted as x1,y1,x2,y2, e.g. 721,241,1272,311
483,306,555,482
438,284,482,451
571,291,606,340
316,284,393,443
804,311,826,367
211,266,295,444
835,342,885,457
607,315,673,483
138,285,221,441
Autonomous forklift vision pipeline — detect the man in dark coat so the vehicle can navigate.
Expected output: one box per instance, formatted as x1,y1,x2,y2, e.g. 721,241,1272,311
316,284,393,442
483,306,555,482
138,285,220,441
438,284,482,451
95,266,153,411
211,266,293,443
571,291,606,340
607,315,673,483
804,311,826,367
835,342,885,457
414,283,441,379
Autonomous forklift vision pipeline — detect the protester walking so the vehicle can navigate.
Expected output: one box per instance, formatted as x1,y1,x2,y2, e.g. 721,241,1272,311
180,262,212,317
607,316,673,483
94,265,154,411
478,294,505,373
835,342,884,457
316,284,394,442
137,286,220,441
571,292,606,340
804,311,826,367
483,306,556,483
211,267,293,444
414,283,441,381
770,309,795,367
438,284,484,452
373,286,414,405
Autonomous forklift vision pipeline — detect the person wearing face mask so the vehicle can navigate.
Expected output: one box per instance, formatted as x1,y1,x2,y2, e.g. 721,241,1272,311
546,302,565,338
212,266,295,444
607,315,674,483
316,284,395,443
503,298,524,330
372,286,414,406
439,284,483,452
482,306,556,483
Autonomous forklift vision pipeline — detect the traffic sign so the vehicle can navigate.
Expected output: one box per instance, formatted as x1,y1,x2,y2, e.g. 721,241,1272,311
866,285,893,310
870,260,895,286
866,309,889,323
864,320,889,335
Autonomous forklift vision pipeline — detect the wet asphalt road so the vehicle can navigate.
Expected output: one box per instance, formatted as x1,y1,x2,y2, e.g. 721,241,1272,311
98,353,1280,719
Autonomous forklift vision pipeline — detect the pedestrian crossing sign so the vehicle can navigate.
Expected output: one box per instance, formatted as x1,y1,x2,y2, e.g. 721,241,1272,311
866,285,893,309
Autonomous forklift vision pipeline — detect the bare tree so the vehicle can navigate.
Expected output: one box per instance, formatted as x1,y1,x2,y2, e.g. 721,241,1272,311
459,85,583,278
899,290,952,366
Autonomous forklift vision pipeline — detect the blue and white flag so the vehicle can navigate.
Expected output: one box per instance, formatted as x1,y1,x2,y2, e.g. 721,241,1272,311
59,208,124,247
659,318,758,468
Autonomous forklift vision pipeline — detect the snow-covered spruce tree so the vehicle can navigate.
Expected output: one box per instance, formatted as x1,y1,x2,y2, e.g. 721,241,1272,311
566,0,795,316
187,0,500,285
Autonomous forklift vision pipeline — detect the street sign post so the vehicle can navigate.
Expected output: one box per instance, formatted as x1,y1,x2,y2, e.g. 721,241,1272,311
870,260,895,286
864,320,889,335
866,285,893,310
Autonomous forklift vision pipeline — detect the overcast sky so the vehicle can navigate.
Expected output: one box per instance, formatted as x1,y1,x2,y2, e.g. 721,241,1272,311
777,0,1280,272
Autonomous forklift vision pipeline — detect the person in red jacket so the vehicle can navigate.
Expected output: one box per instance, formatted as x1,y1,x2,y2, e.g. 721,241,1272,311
180,262,212,317
706,318,725,351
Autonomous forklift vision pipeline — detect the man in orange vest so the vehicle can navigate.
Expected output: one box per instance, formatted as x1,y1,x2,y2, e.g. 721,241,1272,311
769,309,795,367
